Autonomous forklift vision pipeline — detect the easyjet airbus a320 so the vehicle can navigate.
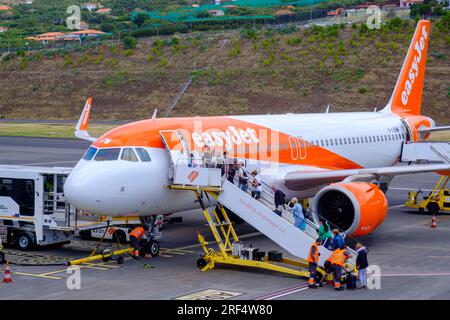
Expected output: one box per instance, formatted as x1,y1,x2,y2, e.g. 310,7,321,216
65,20,450,238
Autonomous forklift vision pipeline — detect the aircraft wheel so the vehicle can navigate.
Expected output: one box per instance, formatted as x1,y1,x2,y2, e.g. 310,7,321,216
418,208,424,214
0,251,5,265
148,240,160,257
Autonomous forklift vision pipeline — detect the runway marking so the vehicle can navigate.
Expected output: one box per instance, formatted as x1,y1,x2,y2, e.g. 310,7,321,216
175,289,243,300
254,283,309,300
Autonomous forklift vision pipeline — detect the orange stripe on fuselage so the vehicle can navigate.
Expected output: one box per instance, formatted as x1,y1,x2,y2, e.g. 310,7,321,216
92,116,363,170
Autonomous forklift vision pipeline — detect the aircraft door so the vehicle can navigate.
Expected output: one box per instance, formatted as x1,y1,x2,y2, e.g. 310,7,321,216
159,130,192,178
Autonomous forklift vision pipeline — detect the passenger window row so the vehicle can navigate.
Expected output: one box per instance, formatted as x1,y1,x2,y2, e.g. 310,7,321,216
82,146,152,162
309,133,405,148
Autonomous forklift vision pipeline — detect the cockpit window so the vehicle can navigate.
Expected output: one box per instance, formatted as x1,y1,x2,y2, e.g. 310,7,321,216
83,147,98,160
94,148,121,161
121,148,139,162
136,148,151,162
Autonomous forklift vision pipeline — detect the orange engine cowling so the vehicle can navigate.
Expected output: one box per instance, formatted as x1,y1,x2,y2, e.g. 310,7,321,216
311,182,388,237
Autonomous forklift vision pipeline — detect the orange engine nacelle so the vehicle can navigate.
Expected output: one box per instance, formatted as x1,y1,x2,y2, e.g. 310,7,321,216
311,182,388,237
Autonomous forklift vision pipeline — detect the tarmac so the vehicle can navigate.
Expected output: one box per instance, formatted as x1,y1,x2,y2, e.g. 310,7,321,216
0,136,449,300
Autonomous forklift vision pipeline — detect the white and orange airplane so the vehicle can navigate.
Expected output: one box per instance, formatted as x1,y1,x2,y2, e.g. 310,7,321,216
65,20,449,239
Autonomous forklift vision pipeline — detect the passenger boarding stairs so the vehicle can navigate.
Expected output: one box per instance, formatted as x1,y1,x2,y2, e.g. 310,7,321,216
159,129,357,269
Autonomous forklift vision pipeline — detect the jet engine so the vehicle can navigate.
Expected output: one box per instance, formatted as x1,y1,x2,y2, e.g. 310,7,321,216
311,182,388,237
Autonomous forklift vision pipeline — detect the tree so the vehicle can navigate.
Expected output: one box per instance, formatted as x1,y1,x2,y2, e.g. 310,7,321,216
133,13,148,27
100,23,114,33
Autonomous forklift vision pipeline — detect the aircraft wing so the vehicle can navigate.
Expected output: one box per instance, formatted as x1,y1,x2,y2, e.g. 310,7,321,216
284,163,450,190
75,98,97,142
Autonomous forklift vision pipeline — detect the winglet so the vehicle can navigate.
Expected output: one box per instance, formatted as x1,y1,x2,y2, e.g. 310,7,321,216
75,98,97,142
382,20,430,117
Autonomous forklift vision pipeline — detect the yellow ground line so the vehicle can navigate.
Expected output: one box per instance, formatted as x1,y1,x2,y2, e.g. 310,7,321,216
39,269,69,276
88,263,121,268
79,265,109,271
13,271,63,280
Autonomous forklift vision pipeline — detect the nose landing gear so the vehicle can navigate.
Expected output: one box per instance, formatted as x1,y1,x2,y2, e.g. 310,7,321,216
140,215,163,257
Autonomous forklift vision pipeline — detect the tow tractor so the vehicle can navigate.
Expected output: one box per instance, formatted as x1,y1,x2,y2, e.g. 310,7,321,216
405,175,450,214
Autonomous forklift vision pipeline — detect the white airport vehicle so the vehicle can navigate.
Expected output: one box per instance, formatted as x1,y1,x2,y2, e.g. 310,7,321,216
0,165,74,250
0,165,161,251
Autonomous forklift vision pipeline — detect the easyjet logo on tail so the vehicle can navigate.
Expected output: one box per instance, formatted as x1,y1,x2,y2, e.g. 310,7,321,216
388,20,430,117
80,98,92,131
401,24,428,107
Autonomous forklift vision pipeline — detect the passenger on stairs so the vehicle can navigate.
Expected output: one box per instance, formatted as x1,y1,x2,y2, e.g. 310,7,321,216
227,163,236,184
318,219,333,249
236,161,249,192
272,186,286,217
250,170,262,199
203,146,213,168
329,245,353,291
289,197,307,231
355,243,369,289
308,238,323,288
331,229,345,250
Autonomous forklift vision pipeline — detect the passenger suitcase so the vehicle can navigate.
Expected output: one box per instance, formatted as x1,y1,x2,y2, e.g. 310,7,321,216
346,274,357,290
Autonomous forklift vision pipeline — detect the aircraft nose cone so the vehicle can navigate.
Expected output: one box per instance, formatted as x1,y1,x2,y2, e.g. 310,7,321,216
64,162,105,212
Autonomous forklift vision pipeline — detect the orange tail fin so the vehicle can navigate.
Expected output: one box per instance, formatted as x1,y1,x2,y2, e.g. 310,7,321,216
383,20,430,117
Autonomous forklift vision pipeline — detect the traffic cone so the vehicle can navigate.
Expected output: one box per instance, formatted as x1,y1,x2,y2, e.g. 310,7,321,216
3,261,12,283
431,215,437,229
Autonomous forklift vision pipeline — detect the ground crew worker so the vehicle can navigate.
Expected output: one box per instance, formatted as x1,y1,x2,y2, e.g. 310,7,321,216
308,238,322,288
129,226,146,259
329,245,352,291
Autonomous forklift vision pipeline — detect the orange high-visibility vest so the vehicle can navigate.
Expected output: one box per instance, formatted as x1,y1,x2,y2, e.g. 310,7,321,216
130,227,145,239
308,243,319,263
329,249,347,267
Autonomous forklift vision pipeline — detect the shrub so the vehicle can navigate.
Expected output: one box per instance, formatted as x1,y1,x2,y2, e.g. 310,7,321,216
122,36,137,50
124,49,134,56
63,56,74,67
229,45,241,58
358,87,368,94
19,57,28,69
240,29,258,41
286,36,301,46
